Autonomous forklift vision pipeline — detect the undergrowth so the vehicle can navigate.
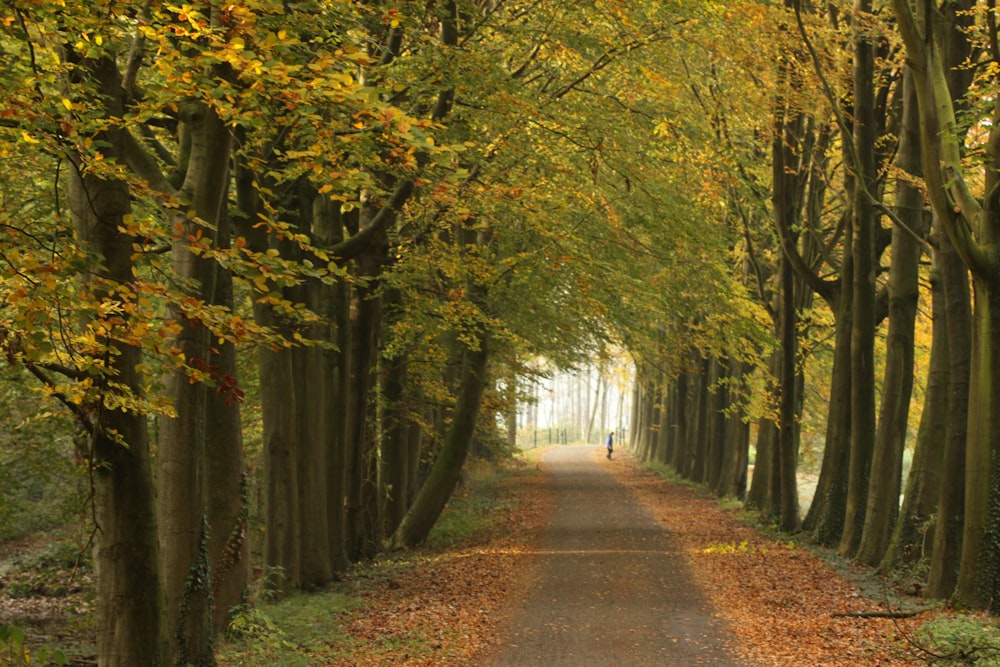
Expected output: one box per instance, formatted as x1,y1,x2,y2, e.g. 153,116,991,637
636,454,1000,666
914,614,1000,666
216,459,518,666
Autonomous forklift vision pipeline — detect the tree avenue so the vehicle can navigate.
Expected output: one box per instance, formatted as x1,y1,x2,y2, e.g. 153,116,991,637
3,0,1000,664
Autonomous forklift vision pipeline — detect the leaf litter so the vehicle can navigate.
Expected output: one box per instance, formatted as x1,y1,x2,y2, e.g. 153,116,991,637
0,451,952,665
335,450,939,666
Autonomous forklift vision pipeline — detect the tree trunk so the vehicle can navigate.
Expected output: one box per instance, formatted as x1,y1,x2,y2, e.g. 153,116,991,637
670,369,691,475
856,67,925,566
653,378,670,464
802,287,852,545
638,372,657,462
883,230,949,573
69,138,168,667
840,0,879,558
777,257,800,532
406,411,426,507
715,361,750,499
925,226,970,598
234,158,303,595
890,0,1000,608
389,331,490,549
703,357,727,490
955,275,1000,610
507,372,519,451
690,355,711,484
327,278,353,574
768,68,807,529
746,351,779,519
628,379,642,452
381,345,412,536
158,101,232,666
291,186,334,589
922,0,974,604
346,250,383,560
295,328,332,590
586,373,604,445
204,224,249,633
259,340,300,593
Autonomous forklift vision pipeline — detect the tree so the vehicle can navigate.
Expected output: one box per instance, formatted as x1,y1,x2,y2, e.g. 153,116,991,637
67,134,170,667
0,21,172,658
891,0,1000,609
856,65,925,567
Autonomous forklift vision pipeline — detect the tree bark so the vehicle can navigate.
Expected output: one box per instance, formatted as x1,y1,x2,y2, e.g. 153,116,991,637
839,0,879,558
69,141,169,667
703,357,727,490
381,341,412,536
636,372,651,462
670,368,690,475
295,325,332,590
157,102,232,665
389,330,490,549
746,350,778,519
883,226,948,573
690,355,711,484
204,225,249,634
777,255,800,531
747,422,777,517
259,341,300,593
890,0,1000,608
327,278,353,574
715,361,750,499
925,225,970,598
345,246,383,560
801,298,852,545
856,66,925,566
507,372,519,451
955,275,1000,610
235,160,302,595
293,185,333,590
653,377,670,464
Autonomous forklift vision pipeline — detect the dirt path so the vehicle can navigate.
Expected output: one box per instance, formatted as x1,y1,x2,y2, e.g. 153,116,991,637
489,445,748,666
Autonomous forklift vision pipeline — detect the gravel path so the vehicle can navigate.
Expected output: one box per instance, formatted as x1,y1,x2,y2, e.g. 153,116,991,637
489,445,747,666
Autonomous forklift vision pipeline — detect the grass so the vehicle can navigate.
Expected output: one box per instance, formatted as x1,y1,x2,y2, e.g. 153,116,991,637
219,592,359,666
216,458,522,666
425,461,516,550
914,613,1000,666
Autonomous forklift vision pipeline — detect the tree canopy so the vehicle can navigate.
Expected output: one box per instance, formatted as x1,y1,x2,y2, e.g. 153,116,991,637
7,0,1000,663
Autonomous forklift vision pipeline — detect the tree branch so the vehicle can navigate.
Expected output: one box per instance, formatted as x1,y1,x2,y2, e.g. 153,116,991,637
24,362,94,433
331,179,415,260
552,28,668,100
121,128,179,198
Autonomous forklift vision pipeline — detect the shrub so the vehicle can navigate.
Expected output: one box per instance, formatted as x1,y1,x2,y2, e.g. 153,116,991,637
917,614,1000,666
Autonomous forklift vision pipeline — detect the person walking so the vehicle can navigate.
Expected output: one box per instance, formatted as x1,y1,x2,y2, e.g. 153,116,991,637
606,431,614,459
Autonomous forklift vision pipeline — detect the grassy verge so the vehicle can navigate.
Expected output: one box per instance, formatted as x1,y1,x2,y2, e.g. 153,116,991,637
217,458,534,666
633,454,1000,665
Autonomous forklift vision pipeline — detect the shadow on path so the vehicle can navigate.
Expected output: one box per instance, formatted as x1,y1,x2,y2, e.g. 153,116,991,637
489,445,746,666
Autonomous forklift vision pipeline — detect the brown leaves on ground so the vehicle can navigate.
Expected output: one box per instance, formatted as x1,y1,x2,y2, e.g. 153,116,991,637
333,450,937,666
336,464,551,666
604,454,932,666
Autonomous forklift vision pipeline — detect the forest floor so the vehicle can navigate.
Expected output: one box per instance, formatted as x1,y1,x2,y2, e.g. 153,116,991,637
319,446,959,666
0,446,990,665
